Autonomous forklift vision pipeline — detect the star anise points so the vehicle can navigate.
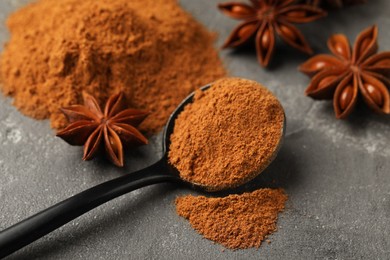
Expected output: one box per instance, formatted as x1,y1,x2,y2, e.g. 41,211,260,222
57,92,149,167
299,25,390,118
218,0,327,67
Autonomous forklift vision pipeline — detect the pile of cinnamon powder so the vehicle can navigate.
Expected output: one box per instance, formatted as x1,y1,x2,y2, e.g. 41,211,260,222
169,78,285,191
0,0,225,133
176,188,288,249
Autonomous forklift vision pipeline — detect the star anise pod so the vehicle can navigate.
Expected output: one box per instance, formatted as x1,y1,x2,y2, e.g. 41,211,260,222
305,0,366,8
300,25,390,118
57,92,149,167
218,0,327,67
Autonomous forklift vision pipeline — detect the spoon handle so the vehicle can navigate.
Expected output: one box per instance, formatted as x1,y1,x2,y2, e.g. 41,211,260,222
0,157,178,258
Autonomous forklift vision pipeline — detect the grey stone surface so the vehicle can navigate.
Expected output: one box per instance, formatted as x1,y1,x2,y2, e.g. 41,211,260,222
0,0,390,259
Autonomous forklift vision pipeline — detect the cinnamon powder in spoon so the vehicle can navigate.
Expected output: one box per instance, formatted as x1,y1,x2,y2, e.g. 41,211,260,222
168,78,285,190
176,188,287,249
0,0,225,134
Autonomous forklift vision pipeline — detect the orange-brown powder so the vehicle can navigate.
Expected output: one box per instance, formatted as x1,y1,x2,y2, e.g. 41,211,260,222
0,0,226,134
168,78,285,191
176,188,288,249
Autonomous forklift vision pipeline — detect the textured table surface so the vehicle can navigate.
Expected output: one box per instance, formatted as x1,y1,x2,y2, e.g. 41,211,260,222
1,0,390,259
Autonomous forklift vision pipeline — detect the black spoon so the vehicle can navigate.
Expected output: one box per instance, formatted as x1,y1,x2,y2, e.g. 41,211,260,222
0,84,285,258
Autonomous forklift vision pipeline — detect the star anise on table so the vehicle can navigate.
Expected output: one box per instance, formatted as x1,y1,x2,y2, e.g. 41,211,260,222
305,0,366,8
57,92,149,167
299,25,390,118
218,0,327,67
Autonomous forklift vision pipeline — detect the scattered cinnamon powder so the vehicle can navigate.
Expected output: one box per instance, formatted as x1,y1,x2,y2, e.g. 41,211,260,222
169,78,285,191
0,0,225,133
176,188,288,249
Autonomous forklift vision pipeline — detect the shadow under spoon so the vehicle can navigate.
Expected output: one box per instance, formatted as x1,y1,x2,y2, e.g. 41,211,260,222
0,84,285,258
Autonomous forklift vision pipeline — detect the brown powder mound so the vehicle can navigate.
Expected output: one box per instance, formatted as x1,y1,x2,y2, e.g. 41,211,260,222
0,0,226,133
168,78,285,191
176,188,288,249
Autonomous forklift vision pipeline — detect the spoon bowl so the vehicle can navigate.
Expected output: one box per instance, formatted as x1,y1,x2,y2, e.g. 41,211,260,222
0,83,285,258
164,84,286,191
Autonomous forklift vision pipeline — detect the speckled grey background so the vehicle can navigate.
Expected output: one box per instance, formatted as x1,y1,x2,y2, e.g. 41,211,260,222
0,0,389,259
